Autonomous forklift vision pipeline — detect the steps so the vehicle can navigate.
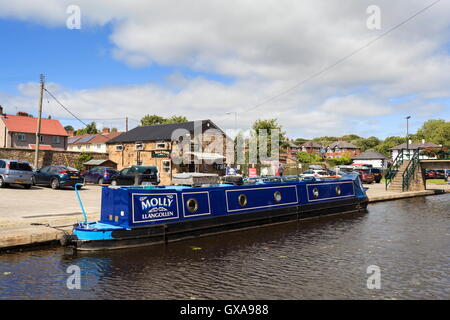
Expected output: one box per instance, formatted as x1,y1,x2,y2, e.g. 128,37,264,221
387,161,410,192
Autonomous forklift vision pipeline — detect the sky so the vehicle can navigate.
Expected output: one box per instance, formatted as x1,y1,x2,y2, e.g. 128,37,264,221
0,0,449,140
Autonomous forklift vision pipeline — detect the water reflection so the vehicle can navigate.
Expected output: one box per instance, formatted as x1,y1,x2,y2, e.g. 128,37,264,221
0,194,449,300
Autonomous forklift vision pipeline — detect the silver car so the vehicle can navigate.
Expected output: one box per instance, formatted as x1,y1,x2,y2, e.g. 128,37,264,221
0,159,34,189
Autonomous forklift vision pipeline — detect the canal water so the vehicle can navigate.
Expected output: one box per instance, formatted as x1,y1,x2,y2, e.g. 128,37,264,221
0,194,449,300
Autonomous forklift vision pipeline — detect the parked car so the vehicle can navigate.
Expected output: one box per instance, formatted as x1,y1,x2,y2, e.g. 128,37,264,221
370,168,383,183
33,165,84,189
301,169,330,178
425,170,436,179
0,159,33,189
434,170,445,179
354,168,375,184
110,165,160,186
82,166,118,185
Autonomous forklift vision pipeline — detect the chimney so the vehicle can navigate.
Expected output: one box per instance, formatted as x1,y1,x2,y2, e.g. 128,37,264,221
422,139,425,144
0,105,3,115
17,111,29,117
102,127,111,134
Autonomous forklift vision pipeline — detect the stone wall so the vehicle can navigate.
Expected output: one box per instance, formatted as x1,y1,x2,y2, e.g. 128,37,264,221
0,147,107,169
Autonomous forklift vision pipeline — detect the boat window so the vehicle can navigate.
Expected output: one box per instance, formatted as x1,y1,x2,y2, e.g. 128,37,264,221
186,198,198,213
274,191,282,202
335,186,341,195
238,194,247,207
313,188,319,198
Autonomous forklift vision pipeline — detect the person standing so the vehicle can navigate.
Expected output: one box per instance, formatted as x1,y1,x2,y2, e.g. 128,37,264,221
277,164,284,177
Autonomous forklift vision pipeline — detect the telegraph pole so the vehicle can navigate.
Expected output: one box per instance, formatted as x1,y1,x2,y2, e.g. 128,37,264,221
125,117,129,132
34,74,45,169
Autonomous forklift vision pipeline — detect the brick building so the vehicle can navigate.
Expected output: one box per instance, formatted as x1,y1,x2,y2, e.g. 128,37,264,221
106,120,231,185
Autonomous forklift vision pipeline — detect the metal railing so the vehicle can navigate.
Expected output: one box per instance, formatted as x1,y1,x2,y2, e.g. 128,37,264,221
402,149,420,191
385,149,404,190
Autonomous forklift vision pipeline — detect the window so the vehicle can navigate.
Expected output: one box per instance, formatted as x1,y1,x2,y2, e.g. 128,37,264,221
97,144,102,149
115,145,123,151
9,162,32,171
162,160,171,173
135,143,144,150
52,136,61,144
17,133,26,142
39,135,44,143
86,145,90,150
156,141,167,150
0,160,5,168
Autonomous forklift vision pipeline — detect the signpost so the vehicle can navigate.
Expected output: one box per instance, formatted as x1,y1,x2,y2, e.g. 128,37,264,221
248,168,257,178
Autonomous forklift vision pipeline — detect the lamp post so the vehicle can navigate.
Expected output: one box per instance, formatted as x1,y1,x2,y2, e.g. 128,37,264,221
406,116,411,159
226,111,237,133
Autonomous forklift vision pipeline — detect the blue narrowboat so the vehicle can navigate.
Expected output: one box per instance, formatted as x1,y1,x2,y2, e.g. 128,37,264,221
67,174,368,250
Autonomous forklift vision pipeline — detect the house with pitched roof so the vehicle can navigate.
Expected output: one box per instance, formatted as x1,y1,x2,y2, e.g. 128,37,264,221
68,128,123,153
390,140,441,161
352,150,390,169
324,141,361,158
0,107,68,151
300,141,323,154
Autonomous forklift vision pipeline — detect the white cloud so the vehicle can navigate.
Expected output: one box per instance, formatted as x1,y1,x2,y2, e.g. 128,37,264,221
0,0,449,138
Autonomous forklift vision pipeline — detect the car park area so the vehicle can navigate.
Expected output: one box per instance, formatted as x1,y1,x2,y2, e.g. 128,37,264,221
0,184,102,226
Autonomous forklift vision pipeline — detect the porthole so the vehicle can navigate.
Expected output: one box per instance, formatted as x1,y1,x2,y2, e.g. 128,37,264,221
238,194,248,207
186,198,199,213
335,186,341,195
313,188,319,198
274,191,282,202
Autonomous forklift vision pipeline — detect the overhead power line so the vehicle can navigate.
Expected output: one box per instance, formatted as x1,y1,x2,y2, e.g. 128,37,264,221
241,0,441,114
44,88,89,128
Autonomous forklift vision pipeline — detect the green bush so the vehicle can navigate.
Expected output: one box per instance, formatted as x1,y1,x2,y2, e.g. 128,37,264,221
75,153,93,171
326,155,352,167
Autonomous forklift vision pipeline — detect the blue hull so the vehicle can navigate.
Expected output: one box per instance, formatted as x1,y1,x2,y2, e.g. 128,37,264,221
70,175,368,250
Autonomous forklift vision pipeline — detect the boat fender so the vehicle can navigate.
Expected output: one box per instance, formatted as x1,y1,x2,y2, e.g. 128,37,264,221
59,234,73,247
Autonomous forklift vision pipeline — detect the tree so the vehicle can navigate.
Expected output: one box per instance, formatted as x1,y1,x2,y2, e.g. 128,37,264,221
297,152,322,164
75,122,99,136
166,115,188,124
140,114,188,126
354,136,381,152
140,115,167,126
415,119,450,147
251,119,287,164
64,125,74,132
374,136,405,156
75,153,93,171
294,138,308,146
326,155,353,167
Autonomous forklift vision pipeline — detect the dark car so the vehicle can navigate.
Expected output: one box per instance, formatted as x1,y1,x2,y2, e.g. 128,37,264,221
354,168,375,184
82,166,118,184
370,168,383,183
434,170,445,179
33,165,84,189
110,165,160,186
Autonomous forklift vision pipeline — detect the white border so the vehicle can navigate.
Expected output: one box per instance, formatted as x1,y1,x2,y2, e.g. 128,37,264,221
225,185,299,213
305,181,355,202
131,192,180,223
181,191,212,218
